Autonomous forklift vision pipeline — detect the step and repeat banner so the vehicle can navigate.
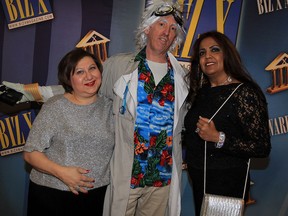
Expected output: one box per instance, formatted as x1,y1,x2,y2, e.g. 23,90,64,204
0,0,287,216
0,0,113,86
0,1,115,215
237,1,288,216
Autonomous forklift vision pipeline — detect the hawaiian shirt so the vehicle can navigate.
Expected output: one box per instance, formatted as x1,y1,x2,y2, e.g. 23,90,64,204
130,48,175,188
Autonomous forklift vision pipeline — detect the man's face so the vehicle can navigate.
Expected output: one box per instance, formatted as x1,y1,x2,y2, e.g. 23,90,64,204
145,15,178,56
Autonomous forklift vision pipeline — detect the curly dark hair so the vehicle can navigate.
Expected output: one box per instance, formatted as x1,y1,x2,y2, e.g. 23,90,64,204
58,48,103,93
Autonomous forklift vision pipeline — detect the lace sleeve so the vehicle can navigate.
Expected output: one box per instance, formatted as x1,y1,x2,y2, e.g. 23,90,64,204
223,84,271,158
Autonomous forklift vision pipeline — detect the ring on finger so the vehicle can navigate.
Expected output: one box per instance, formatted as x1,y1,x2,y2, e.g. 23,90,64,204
195,128,200,133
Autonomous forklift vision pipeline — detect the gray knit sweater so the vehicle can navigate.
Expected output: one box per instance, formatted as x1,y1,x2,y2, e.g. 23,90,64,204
24,94,114,191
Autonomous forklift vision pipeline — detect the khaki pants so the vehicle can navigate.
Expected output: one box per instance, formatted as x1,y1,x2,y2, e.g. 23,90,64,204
125,185,170,216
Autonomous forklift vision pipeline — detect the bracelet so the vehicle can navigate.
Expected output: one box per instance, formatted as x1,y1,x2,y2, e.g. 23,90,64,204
215,131,225,148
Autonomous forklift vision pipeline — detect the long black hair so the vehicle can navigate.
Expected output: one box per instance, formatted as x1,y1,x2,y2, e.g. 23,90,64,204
186,31,266,106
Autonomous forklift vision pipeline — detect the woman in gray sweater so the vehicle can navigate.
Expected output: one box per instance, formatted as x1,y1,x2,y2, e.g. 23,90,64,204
23,48,114,216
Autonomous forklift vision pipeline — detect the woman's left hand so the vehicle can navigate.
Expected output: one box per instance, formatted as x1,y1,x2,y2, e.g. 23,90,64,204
196,116,219,143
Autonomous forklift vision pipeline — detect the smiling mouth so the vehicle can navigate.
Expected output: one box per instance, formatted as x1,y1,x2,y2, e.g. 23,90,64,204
160,36,168,43
85,81,95,86
206,62,215,66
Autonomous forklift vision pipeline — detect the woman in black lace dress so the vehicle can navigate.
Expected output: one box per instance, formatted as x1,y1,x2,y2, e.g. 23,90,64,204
183,31,271,216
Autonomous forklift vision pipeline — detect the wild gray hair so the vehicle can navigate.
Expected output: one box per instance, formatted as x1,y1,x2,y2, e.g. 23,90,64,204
135,0,186,52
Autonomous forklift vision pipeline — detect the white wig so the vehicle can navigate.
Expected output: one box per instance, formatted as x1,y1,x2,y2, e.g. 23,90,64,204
135,0,186,52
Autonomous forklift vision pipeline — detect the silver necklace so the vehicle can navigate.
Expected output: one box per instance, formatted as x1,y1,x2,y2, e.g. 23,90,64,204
219,76,232,86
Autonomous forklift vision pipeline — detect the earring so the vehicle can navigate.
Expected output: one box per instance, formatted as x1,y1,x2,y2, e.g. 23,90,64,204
198,65,204,88
200,72,204,88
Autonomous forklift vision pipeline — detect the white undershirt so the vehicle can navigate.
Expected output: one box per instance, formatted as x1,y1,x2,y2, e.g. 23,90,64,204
147,60,167,85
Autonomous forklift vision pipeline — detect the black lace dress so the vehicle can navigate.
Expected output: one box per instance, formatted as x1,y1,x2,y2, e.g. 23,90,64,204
183,82,271,216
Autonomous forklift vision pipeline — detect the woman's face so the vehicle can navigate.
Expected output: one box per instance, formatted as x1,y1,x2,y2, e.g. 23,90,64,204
70,56,102,99
198,37,226,78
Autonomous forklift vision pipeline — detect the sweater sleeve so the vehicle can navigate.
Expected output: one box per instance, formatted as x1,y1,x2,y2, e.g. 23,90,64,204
23,98,59,152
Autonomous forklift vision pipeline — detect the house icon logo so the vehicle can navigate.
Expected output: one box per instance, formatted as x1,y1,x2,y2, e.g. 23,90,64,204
76,30,110,63
265,52,288,94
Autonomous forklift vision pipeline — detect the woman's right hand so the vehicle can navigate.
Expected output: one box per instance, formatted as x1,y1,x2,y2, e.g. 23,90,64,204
23,151,95,195
196,116,219,143
57,166,95,195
